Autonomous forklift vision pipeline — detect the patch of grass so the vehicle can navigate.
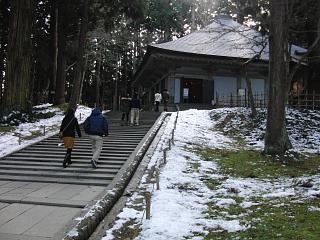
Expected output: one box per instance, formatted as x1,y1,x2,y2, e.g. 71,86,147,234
204,199,320,240
191,162,201,172
22,130,43,140
197,148,320,179
204,178,222,190
56,103,69,113
32,111,55,120
0,125,15,133
207,197,247,219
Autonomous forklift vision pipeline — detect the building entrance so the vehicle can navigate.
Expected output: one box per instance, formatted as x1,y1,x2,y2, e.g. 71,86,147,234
182,78,203,103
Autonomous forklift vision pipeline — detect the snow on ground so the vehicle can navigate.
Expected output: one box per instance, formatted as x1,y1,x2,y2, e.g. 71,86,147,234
1,106,320,239
102,107,320,240
212,107,320,153
103,109,242,240
0,104,92,158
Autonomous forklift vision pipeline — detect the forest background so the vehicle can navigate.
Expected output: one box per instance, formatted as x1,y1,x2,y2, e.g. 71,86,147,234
0,0,319,113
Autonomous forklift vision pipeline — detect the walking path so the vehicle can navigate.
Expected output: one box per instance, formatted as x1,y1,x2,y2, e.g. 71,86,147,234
0,111,160,240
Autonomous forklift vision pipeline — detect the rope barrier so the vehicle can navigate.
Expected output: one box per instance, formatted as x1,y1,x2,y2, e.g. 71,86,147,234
140,108,180,221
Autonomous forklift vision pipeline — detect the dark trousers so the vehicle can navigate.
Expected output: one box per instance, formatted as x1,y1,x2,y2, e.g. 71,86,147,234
164,100,168,111
155,101,160,112
63,148,72,167
121,111,129,122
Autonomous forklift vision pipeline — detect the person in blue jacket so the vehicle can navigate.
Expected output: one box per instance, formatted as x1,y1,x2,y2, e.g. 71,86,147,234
83,107,108,168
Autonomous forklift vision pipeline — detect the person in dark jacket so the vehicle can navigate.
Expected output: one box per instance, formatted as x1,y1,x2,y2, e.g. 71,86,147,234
59,108,82,168
130,93,141,126
162,89,170,111
120,93,131,125
83,107,108,168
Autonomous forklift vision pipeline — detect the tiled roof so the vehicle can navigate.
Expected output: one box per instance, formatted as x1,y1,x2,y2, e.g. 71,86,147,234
152,15,306,62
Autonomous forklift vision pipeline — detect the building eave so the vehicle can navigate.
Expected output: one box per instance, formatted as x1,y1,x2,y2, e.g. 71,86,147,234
133,45,269,88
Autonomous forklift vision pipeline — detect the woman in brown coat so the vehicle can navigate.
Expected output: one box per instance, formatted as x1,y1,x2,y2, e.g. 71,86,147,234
59,109,82,168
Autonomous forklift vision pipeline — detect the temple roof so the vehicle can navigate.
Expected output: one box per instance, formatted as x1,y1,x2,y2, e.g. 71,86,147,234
133,15,307,87
151,15,306,62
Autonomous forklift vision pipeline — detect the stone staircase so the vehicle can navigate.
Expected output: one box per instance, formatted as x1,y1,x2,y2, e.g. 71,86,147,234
0,111,160,187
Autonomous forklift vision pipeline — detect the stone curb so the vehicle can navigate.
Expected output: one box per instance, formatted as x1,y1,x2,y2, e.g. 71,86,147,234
63,112,169,240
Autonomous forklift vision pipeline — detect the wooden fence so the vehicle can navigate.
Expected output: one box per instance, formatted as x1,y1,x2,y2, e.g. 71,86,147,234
288,91,320,110
216,91,267,108
215,91,320,110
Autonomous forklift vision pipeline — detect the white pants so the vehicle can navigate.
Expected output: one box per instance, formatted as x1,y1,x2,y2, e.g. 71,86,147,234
89,135,103,161
130,108,140,124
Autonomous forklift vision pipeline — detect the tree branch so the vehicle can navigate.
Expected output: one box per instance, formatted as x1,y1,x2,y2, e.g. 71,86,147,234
289,13,320,81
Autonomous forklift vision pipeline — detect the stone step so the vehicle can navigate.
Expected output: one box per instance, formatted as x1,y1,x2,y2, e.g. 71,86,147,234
36,140,138,145
47,138,143,143
0,175,111,186
0,169,115,181
0,111,159,187
34,143,138,149
3,156,127,164
86,127,151,132
43,138,142,144
107,128,151,132
0,160,122,169
28,145,137,151
10,152,131,158
19,148,134,154
102,135,145,139
76,128,150,132
0,164,119,174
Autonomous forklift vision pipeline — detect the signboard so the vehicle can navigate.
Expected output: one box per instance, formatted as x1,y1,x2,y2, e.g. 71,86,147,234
183,88,189,98
238,89,245,96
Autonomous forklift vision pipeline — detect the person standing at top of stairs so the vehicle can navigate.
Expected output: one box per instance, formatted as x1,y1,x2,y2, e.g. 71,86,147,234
59,108,82,168
120,93,132,126
83,107,109,168
154,92,162,112
162,89,170,111
130,93,141,126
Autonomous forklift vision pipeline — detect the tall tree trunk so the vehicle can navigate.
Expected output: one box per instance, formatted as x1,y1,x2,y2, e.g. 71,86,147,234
243,65,257,118
79,53,88,105
0,42,3,106
191,4,196,32
0,0,9,107
124,52,128,95
51,0,58,104
3,0,33,114
95,58,101,106
264,0,292,155
113,70,118,111
113,54,119,110
68,0,89,110
54,0,67,105
0,31,5,107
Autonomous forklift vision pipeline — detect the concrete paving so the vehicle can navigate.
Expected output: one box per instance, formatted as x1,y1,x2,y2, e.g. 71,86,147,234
0,181,105,207
0,181,105,240
0,203,79,239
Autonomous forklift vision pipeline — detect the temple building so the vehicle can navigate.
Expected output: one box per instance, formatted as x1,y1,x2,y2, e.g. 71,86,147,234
133,15,307,107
